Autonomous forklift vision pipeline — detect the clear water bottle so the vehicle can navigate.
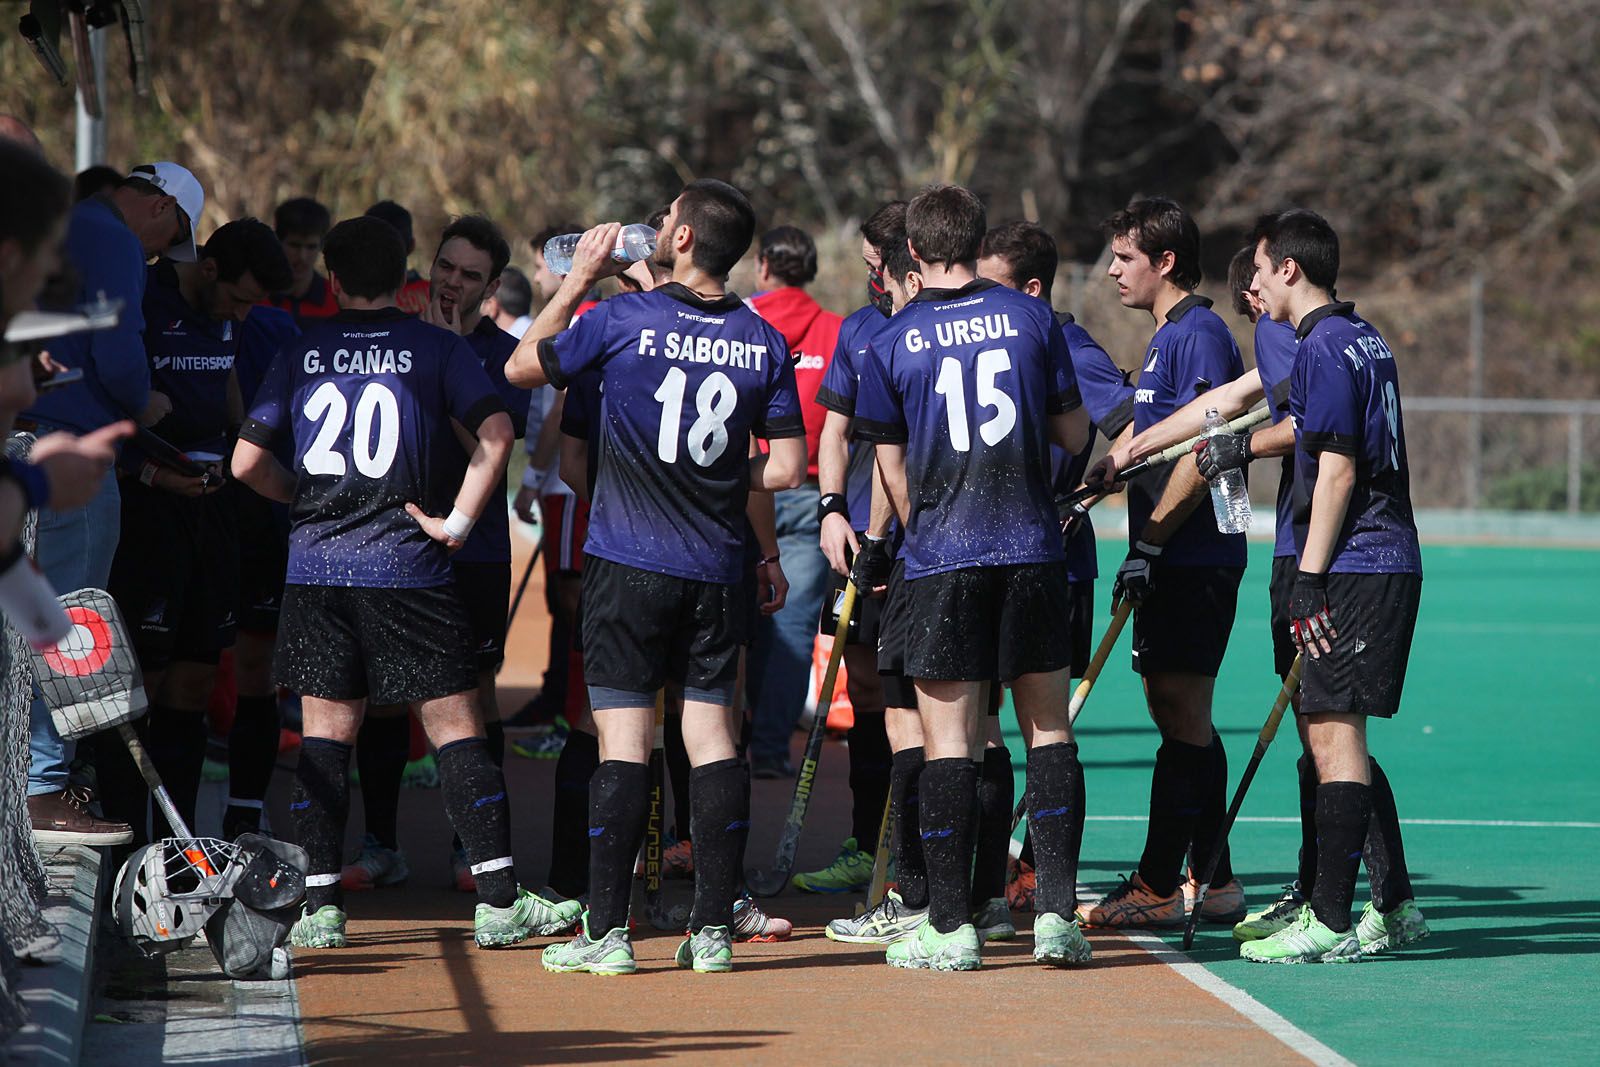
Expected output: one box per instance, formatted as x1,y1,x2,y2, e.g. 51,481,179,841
542,223,657,276
1203,406,1252,534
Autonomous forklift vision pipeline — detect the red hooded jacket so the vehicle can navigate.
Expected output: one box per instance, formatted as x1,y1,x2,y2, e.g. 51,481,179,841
749,286,842,477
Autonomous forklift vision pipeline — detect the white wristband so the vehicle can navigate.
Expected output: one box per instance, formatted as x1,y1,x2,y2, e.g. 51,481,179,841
442,507,475,543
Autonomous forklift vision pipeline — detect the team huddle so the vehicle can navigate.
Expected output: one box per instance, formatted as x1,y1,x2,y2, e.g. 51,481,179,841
189,177,1427,973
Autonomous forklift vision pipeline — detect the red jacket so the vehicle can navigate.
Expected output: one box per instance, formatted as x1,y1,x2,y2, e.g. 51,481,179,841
749,286,842,477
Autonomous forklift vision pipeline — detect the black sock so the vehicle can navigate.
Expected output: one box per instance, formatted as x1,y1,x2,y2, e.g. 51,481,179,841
89,718,153,845
356,714,409,850
1363,758,1415,912
1191,731,1234,886
1137,739,1209,897
847,712,892,848
970,747,1014,907
1019,828,1034,868
547,728,598,898
890,747,928,909
664,713,692,842
147,706,207,839
1309,781,1372,932
293,737,351,911
437,737,516,908
587,760,651,934
224,694,280,836
919,757,978,934
484,719,506,767
688,758,750,931
1027,742,1085,915
1297,754,1318,893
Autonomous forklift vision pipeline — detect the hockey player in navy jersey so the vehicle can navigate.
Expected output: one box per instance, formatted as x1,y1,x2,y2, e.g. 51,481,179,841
852,185,1091,971
232,216,578,950
506,180,807,975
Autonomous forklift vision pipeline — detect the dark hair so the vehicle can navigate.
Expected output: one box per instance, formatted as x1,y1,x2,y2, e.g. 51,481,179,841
530,223,582,257
880,227,916,285
435,214,510,282
675,178,755,278
322,216,406,300
980,221,1058,301
645,205,670,231
906,185,986,268
1226,246,1256,317
859,200,909,254
203,217,292,293
1249,209,1339,294
494,265,532,317
273,197,331,240
759,225,817,286
1101,197,1202,291
73,164,121,203
364,199,414,252
0,142,71,252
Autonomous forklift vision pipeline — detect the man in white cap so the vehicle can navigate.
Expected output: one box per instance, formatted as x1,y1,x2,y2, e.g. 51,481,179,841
21,160,205,847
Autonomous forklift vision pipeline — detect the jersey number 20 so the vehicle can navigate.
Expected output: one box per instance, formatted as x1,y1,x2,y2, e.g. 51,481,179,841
934,350,1016,452
302,381,400,478
654,367,735,466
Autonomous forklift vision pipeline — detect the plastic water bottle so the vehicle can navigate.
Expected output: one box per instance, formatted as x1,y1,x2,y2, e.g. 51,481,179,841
542,223,657,276
1203,407,1252,534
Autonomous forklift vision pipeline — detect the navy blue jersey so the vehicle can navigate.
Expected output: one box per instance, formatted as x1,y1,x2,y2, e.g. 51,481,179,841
1253,316,1300,559
853,280,1079,579
240,308,505,589
1130,295,1248,568
815,304,891,532
238,306,301,467
141,261,237,457
538,283,804,584
1289,303,1421,576
1055,312,1130,583
559,368,604,498
449,318,532,565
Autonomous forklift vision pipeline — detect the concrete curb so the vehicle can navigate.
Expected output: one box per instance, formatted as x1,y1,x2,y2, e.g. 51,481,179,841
4,844,104,1066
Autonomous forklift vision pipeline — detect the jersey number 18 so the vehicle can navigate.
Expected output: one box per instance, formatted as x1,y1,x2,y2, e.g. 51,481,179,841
654,367,736,466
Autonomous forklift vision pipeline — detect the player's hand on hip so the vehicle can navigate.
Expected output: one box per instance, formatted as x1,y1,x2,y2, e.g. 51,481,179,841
757,557,788,615
1289,571,1337,659
849,533,893,597
513,484,540,524
405,502,465,553
570,223,626,286
1195,432,1253,481
820,512,860,576
1112,539,1161,607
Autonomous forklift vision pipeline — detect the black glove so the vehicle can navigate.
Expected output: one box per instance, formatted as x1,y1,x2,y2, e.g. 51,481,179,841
1113,540,1162,606
1059,496,1094,540
1288,571,1338,658
849,533,893,595
1195,431,1253,481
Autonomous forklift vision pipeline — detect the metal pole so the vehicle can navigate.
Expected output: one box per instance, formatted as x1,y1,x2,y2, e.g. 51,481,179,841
1568,414,1582,515
74,25,108,171
1466,271,1485,509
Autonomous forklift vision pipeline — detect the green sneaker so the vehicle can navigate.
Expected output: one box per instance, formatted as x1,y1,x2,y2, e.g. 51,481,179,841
1233,882,1304,942
971,897,1016,942
791,837,873,893
885,922,981,971
1240,905,1362,964
1356,899,1430,955
475,886,583,948
825,890,928,944
289,905,348,949
1033,912,1092,965
401,753,439,789
674,925,734,973
541,913,636,975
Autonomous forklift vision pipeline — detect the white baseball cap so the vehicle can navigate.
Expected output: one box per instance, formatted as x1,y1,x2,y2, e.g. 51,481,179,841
127,162,205,262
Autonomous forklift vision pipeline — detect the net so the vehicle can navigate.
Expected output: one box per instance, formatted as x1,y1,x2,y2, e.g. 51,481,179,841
29,588,147,740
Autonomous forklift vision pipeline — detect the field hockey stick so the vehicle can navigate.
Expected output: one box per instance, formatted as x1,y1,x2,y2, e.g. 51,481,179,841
643,691,690,930
857,793,895,917
1068,598,1134,719
1182,655,1304,950
505,542,542,629
1057,405,1274,510
747,580,859,897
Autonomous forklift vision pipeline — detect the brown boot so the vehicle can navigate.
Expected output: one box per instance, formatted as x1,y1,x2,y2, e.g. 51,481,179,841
29,786,134,846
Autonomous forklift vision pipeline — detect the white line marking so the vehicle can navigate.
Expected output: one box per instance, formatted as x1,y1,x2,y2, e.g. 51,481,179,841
1080,815,1600,829
1119,930,1356,1067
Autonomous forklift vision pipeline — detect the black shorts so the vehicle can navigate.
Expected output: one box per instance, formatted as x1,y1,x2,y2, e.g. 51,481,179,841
109,480,238,670
903,562,1074,683
875,559,917,709
236,486,289,634
452,561,511,673
1268,555,1298,678
1131,564,1243,678
819,567,883,648
581,556,745,694
1065,580,1093,678
1297,572,1421,719
275,583,477,705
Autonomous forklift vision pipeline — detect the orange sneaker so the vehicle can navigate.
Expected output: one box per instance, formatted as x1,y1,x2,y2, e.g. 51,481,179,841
1005,857,1036,912
1074,872,1183,929
1180,870,1248,924
662,839,694,879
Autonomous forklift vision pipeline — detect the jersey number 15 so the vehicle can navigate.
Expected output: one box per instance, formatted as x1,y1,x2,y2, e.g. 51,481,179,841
934,350,1016,452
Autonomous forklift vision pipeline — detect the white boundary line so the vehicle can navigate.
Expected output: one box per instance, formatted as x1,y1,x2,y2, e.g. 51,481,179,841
1079,814,1600,829
1119,930,1356,1067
